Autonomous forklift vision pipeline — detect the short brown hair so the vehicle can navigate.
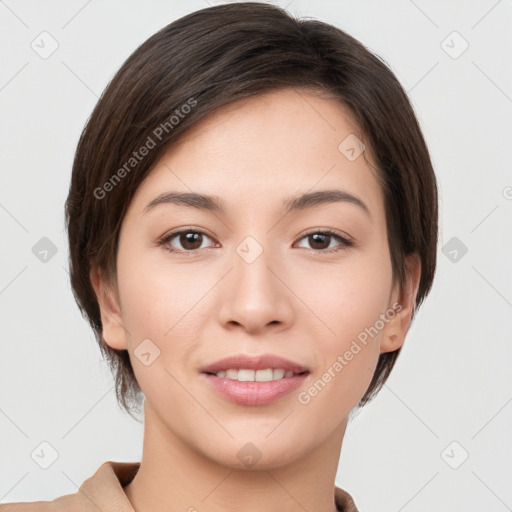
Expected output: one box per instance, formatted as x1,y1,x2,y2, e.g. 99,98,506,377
65,1,438,420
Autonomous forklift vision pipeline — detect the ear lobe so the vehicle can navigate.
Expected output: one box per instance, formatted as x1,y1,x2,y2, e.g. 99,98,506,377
89,265,128,350
380,253,422,354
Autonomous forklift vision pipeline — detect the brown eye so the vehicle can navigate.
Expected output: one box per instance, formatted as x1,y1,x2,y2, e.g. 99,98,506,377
307,233,331,250
295,230,353,252
160,228,353,255
178,232,203,250
163,230,215,253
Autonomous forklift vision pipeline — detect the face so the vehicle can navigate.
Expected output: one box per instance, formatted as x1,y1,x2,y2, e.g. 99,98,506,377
92,87,419,469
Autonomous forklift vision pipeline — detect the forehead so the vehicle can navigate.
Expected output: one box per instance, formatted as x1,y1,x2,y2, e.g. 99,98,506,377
129,87,384,221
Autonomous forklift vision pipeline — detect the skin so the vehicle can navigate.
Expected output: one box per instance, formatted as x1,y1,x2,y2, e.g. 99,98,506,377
90,87,421,512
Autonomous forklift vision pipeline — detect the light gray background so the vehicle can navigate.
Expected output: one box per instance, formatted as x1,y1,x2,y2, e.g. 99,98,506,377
1,1,511,510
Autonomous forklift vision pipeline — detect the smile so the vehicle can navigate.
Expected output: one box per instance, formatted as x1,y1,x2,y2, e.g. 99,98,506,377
211,368,305,381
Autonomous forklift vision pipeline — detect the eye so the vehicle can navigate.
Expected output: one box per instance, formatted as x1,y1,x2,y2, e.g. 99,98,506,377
160,228,217,254
294,229,354,253
159,227,354,255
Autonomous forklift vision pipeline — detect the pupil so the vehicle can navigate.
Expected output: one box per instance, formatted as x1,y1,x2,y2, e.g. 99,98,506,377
310,233,328,250
182,232,201,250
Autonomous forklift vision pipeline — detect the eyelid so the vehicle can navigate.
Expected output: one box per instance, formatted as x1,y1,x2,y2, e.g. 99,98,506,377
299,227,354,243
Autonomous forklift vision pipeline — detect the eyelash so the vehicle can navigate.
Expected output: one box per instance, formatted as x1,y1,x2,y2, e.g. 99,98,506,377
158,227,354,255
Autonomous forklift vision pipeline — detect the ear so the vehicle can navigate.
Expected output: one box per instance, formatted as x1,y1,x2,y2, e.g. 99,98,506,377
380,253,422,354
89,265,128,350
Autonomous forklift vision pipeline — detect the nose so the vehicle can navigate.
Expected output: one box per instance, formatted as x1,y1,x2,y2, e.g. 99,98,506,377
217,240,294,335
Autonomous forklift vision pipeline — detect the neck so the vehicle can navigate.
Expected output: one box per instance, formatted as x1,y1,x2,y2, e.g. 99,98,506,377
124,401,347,512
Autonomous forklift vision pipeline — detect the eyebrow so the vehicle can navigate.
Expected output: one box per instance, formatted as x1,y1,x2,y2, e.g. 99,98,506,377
143,189,371,219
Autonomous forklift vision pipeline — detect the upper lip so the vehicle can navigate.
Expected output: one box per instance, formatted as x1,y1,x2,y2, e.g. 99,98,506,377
201,353,309,374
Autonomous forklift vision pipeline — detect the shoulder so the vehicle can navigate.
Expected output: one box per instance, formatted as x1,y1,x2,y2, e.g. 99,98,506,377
335,485,360,512
0,492,82,512
0,460,140,512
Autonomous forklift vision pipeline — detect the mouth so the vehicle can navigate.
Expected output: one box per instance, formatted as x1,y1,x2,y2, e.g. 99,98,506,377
200,353,310,406
203,368,309,381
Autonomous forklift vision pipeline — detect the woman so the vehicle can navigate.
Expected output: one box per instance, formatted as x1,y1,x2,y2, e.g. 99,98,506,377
0,2,438,511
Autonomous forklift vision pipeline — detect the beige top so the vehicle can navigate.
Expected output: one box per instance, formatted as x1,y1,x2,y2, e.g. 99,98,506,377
0,461,359,512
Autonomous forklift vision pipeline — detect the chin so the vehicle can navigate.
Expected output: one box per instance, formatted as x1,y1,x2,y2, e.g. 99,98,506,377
203,434,309,471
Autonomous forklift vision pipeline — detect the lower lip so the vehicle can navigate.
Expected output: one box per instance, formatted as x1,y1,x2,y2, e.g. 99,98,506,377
202,372,309,406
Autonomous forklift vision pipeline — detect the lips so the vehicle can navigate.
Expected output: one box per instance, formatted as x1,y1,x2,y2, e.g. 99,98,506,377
200,353,309,375
201,353,310,406
203,372,308,406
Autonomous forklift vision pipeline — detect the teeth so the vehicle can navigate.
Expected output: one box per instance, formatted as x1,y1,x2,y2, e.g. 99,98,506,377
226,369,238,379
238,369,255,381
273,369,285,380
215,368,299,381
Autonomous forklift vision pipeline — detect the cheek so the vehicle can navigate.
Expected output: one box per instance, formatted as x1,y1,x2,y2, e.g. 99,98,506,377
303,243,393,345
116,244,213,379
296,247,392,402
115,258,202,398
116,241,201,336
